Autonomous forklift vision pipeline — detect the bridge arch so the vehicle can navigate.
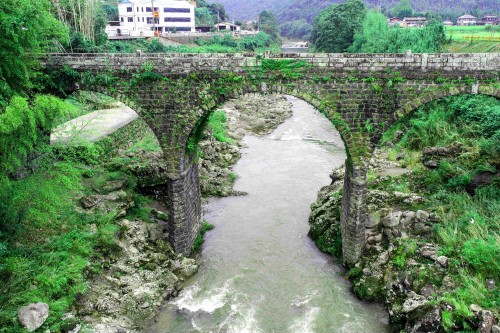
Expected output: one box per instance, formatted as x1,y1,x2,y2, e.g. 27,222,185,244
42,52,500,265
179,85,369,265
396,83,500,121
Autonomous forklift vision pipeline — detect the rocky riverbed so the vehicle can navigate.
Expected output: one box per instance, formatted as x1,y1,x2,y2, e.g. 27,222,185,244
198,94,293,197
60,94,293,332
71,175,197,333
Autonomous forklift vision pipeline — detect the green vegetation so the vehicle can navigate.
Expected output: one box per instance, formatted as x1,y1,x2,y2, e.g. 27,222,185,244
259,10,281,42
0,161,127,332
310,0,367,52
0,94,158,331
445,25,500,53
391,0,413,18
192,222,214,252
349,11,446,53
85,32,278,54
207,111,233,143
0,0,68,107
380,94,500,330
196,0,228,26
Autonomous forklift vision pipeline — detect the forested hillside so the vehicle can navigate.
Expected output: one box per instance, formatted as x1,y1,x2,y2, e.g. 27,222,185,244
213,0,499,38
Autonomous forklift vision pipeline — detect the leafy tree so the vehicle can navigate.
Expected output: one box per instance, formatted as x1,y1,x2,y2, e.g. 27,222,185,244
349,12,447,53
281,19,313,39
349,11,389,53
310,0,367,52
392,0,413,18
195,7,215,26
259,10,280,41
196,0,228,24
0,0,67,108
51,0,106,45
102,3,119,21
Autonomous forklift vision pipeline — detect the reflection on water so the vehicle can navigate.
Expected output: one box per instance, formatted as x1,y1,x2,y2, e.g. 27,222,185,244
147,97,389,333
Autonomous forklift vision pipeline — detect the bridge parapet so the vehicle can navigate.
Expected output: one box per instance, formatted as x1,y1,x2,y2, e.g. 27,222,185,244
41,52,500,77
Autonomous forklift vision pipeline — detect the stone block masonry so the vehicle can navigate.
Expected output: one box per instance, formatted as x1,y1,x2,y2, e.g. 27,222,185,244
42,52,500,265
165,157,202,254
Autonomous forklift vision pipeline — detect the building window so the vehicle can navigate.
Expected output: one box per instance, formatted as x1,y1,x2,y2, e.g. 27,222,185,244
164,8,190,13
126,7,132,12
142,17,145,22
165,27,191,32
147,17,159,24
146,7,152,12
164,17,191,22
120,17,124,22
127,17,133,22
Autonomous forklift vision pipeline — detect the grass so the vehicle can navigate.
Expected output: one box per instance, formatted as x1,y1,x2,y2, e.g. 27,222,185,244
191,222,214,252
0,117,161,331
445,26,500,53
100,32,280,54
0,161,122,332
380,94,500,331
446,25,500,41
207,110,233,143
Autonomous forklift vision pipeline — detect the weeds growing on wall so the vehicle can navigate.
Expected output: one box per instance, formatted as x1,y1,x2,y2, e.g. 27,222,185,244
207,111,233,143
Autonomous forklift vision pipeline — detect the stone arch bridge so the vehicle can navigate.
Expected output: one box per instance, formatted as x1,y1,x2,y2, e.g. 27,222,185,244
42,52,500,266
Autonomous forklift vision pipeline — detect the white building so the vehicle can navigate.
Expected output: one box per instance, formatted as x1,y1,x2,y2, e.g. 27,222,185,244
457,14,477,26
117,0,195,36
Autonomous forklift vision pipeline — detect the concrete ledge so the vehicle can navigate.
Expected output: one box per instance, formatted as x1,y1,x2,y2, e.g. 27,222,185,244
51,104,152,158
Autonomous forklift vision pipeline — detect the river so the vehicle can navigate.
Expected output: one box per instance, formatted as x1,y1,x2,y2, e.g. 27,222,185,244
147,97,389,333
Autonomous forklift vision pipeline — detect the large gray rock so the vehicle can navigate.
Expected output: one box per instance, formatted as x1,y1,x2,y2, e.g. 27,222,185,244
18,302,49,332
421,141,463,168
402,292,428,313
382,211,402,228
407,307,441,333
419,244,437,261
479,310,496,333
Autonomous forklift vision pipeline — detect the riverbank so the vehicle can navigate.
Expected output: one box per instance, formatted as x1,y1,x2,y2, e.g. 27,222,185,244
309,94,500,332
198,94,293,197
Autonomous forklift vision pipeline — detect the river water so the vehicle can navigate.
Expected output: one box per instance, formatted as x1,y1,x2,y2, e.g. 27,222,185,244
147,97,389,333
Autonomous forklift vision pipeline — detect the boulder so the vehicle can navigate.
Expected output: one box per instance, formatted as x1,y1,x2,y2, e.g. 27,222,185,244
415,210,430,222
470,304,483,313
382,211,402,228
403,292,428,313
420,284,436,298
400,211,416,227
436,256,448,268
366,213,380,229
173,257,198,279
486,279,496,291
393,130,404,142
419,244,437,261
466,171,499,195
479,310,496,333
18,302,50,332
407,307,441,333
421,142,463,168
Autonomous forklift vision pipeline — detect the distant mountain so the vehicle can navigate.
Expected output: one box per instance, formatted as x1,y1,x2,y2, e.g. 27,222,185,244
213,0,500,27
